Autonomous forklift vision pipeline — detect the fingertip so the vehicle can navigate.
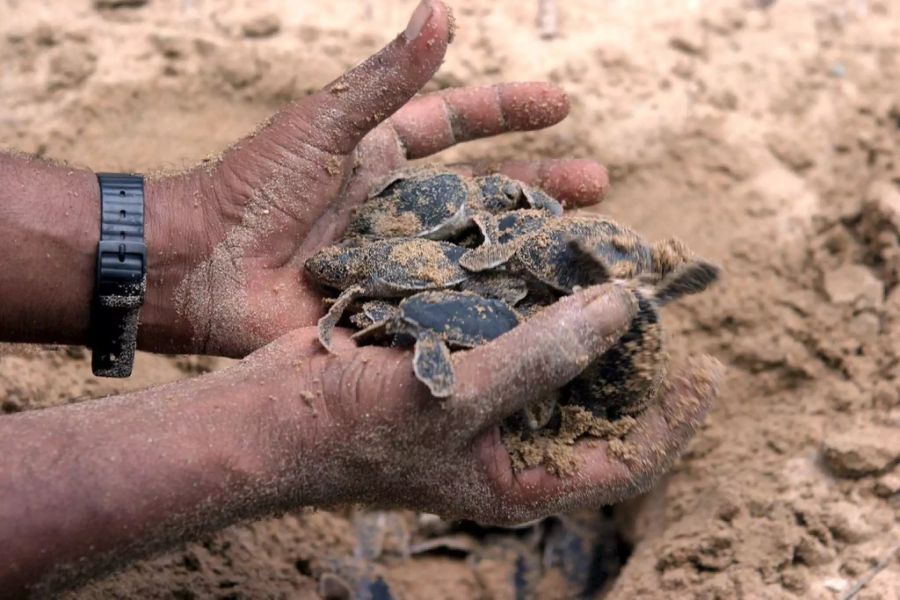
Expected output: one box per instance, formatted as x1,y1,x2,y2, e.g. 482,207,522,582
582,283,638,332
660,355,723,427
686,354,725,396
522,283,636,356
541,160,610,208
483,353,724,515
403,0,452,55
448,158,610,209
305,0,451,154
449,285,635,430
499,82,570,131
564,280,627,307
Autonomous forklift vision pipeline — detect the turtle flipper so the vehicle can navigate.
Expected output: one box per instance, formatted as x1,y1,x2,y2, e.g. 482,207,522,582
350,319,389,345
472,212,500,244
317,285,364,353
350,300,400,331
654,260,720,306
522,185,564,216
460,272,528,305
459,242,517,272
368,169,414,198
650,236,692,275
412,330,455,398
566,238,612,288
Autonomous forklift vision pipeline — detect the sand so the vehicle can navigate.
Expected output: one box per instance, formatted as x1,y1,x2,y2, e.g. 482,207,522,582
504,407,637,476
1,0,898,597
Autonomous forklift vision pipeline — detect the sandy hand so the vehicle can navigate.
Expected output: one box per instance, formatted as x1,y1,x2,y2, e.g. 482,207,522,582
245,284,721,523
143,0,609,357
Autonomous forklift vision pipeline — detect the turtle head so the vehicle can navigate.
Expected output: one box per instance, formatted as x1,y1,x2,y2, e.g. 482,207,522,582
304,245,362,290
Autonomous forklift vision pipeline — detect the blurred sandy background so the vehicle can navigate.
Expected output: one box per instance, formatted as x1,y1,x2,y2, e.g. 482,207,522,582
1,0,898,597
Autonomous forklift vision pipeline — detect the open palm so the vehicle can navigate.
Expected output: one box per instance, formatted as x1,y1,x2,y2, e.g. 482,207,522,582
142,0,609,357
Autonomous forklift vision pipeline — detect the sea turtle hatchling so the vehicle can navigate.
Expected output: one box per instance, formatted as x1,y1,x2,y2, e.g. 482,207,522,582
464,212,719,418
464,212,716,297
475,173,564,216
560,239,720,417
348,170,480,240
513,216,654,293
348,170,563,243
306,170,720,425
457,209,556,272
459,213,645,283
304,238,470,351
352,290,521,397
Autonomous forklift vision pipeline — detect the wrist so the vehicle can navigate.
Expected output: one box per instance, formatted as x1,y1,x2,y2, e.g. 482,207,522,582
0,154,222,354
137,172,216,353
206,350,339,508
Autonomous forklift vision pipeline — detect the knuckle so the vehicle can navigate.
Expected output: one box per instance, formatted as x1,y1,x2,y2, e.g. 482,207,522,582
381,351,421,402
491,84,509,129
437,96,462,145
308,353,367,423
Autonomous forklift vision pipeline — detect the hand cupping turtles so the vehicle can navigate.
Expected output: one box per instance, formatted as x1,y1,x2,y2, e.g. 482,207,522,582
304,168,720,436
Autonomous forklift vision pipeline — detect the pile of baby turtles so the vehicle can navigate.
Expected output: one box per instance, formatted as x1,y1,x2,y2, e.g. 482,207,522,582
305,168,719,431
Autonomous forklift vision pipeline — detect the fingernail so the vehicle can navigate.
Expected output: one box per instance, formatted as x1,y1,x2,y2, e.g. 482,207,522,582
586,284,637,321
404,0,433,41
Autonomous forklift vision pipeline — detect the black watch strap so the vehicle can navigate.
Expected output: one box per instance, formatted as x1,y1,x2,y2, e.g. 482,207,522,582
91,173,147,377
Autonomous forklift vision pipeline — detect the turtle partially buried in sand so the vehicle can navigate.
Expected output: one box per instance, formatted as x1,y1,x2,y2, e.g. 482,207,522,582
304,168,720,439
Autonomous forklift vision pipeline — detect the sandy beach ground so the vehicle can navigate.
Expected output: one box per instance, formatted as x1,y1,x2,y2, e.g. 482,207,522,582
1,0,898,597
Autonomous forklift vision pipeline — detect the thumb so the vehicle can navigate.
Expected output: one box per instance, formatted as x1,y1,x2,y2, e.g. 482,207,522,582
248,0,451,160
449,284,638,431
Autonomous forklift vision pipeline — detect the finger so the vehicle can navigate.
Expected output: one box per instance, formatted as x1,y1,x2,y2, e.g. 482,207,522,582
448,159,610,208
492,356,722,519
237,0,452,163
449,284,637,431
386,83,570,159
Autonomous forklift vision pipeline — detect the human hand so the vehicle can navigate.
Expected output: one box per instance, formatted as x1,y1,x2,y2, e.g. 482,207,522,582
243,284,721,523
140,0,610,357
0,283,719,595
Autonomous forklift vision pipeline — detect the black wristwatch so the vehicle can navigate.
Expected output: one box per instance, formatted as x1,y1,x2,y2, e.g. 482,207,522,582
91,173,146,377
